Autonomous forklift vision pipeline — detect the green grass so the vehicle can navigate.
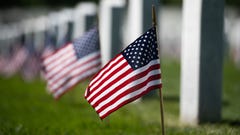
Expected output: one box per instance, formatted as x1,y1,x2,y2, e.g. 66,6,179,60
0,59,239,135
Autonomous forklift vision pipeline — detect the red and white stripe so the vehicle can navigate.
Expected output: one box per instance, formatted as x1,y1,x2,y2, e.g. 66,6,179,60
85,54,161,119
42,43,101,99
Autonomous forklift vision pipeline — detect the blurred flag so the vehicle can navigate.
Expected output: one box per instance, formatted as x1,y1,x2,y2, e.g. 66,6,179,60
2,45,28,77
42,27,101,99
85,27,162,119
20,33,41,81
21,53,41,81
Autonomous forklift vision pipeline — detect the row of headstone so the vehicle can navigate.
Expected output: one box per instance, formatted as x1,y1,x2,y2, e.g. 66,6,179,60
0,0,225,126
0,2,98,79
0,2,97,53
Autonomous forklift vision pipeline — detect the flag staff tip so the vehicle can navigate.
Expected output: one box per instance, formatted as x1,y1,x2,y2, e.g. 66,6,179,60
152,5,157,27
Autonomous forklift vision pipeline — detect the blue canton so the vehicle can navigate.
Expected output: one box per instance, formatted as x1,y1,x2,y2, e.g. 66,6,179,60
73,27,99,59
122,27,159,70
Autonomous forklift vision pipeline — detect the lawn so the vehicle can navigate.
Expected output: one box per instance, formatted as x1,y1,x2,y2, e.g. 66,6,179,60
0,59,239,135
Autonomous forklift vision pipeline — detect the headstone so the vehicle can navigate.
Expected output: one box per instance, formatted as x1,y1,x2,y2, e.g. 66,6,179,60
21,18,35,52
73,2,97,39
56,9,73,48
124,0,160,98
46,12,59,49
32,16,47,53
123,0,159,47
99,0,126,65
180,0,224,125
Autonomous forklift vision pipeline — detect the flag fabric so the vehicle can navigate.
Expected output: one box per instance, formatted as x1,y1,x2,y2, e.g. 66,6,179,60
21,53,41,81
3,46,28,77
42,27,101,99
85,27,162,119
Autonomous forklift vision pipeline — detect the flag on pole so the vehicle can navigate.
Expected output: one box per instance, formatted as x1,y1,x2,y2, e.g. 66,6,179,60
3,46,28,77
42,27,101,99
85,27,162,119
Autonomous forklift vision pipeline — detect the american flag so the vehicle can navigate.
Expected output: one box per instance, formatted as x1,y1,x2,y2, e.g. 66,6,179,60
42,27,101,99
85,27,162,119
3,46,28,77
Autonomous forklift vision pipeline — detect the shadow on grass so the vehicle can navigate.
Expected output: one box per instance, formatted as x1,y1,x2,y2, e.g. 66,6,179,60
163,95,179,102
221,119,240,127
142,92,179,103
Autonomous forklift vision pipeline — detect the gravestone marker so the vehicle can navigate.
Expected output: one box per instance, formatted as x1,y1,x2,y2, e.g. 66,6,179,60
180,0,224,125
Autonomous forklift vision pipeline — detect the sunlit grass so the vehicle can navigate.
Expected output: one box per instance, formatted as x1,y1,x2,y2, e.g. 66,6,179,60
0,59,239,134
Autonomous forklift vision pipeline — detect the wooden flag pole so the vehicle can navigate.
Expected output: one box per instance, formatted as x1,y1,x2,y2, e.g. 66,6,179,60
152,5,165,135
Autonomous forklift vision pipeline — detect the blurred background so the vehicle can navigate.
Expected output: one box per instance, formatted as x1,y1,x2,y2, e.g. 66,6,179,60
0,0,240,78
0,0,240,134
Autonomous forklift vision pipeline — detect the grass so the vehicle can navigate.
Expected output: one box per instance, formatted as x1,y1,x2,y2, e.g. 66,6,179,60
0,58,239,135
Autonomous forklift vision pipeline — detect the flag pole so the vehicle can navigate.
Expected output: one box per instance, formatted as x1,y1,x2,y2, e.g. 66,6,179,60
152,5,165,135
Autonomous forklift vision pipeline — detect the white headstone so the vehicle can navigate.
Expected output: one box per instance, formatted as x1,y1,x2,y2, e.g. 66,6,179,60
56,9,74,48
180,0,224,125
32,16,47,52
99,0,126,65
123,0,160,47
73,2,97,39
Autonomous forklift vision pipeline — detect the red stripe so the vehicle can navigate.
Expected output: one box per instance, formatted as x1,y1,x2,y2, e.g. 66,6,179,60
96,75,161,114
54,66,101,100
88,54,125,89
48,54,100,87
41,43,71,60
88,67,133,103
99,84,162,119
51,60,101,94
94,74,161,111
88,54,123,87
88,64,160,106
89,61,129,94
44,50,75,73
46,58,77,80
54,73,97,100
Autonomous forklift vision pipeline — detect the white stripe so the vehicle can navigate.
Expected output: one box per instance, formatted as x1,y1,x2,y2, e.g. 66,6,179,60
45,50,75,71
89,55,123,86
46,56,77,79
98,80,161,117
53,66,101,98
44,44,73,65
49,59,100,91
47,52,100,85
94,69,161,110
87,59,160,101
70,59,101,76
89,57,126,91
87,63,131,101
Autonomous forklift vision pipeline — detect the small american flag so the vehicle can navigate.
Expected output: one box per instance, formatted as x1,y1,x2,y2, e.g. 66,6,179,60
85,27,162,119
42,27,101,99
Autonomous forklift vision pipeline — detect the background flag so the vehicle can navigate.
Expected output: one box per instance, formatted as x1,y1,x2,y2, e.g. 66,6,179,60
42,27,101,99
85,27,162,119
